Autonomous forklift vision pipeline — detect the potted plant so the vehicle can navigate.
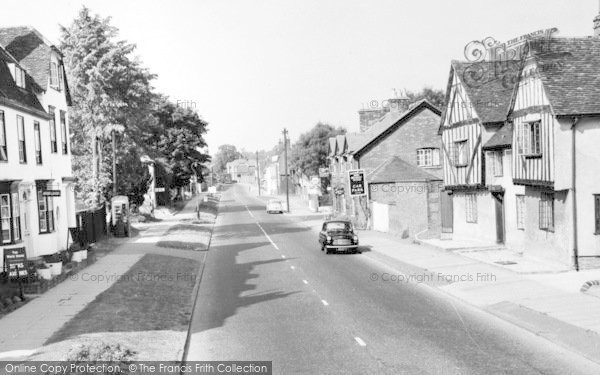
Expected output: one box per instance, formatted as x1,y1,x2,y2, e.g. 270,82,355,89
43,254,63,276
69,243,88,263
36,264,52,280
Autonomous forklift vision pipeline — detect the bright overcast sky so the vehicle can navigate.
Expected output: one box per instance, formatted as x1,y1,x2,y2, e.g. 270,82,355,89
3,0,598,154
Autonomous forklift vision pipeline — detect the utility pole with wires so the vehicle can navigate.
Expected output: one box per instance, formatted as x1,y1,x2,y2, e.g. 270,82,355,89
282,128,290,213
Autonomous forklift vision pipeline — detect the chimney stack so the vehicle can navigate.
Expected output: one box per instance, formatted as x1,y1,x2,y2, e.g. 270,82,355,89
595,0,600,37
387,88,410,114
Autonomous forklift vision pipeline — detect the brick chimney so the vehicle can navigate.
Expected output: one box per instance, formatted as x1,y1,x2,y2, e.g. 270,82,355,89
387,89,410,114
358,108,387,132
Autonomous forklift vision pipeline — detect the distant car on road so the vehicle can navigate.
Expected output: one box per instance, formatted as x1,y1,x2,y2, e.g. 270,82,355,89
266,199,284,214
318,219,359,254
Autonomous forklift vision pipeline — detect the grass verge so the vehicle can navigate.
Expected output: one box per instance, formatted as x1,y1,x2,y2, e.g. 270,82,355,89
46,253,200,344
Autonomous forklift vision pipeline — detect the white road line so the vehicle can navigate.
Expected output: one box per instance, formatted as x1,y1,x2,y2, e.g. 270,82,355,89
245,205,255,218
255,222,280,250
281,255,286,258
321,299,329,306
354,337,367,347
302,279,308,284
290,265,295,270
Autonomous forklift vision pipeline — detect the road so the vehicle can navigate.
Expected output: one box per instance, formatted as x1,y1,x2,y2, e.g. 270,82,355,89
186,184,600,374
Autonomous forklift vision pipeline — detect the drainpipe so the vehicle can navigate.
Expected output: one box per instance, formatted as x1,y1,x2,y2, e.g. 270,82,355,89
571,116,580,271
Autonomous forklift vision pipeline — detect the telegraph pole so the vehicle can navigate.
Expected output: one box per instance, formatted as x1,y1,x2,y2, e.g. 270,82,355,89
256,151,261,196
282,128,290,212
112,130,117,196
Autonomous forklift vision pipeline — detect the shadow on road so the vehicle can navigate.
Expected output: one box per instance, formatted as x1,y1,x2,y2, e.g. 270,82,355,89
213,222,309,239
192,241,300,334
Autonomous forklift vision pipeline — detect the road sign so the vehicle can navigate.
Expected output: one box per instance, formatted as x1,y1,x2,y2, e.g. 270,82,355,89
3,247,28,279
348,169,366,196
155,187,166,192
42,190,61,197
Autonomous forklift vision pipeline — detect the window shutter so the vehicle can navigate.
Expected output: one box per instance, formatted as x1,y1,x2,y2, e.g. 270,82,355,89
595,196,600,233
539,198,544,229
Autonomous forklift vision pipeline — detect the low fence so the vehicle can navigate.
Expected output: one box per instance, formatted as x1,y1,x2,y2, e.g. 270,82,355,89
72,204,108,246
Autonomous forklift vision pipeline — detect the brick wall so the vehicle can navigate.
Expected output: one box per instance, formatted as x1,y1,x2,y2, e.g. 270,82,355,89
358,109,442,179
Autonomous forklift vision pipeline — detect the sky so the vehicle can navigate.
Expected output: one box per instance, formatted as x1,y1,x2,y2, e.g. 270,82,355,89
2,0,598,155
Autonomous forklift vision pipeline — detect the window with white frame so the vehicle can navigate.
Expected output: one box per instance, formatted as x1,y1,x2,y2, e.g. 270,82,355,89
0,111,6,161
0,194,11,244
17,115,26,163
417,148,441,167
34,121,42,164
11,192,20,241
37,187,54,233
518,121,542,156
0,192,20,244
14,66,25,89
539,192,554,231
453,140,469,167
49,106,57,153
487,150,503,177
50,60,60,89
60,110,68,154
465,193,477,223
516,195,525,230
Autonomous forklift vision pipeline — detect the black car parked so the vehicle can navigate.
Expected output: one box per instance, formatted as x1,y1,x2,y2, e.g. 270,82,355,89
318,219,359,254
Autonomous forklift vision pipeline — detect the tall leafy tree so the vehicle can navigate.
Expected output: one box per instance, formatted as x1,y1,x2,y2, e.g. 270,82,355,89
406,87,446,110
147,99,210,191
213,144,242,172
60,7,156,206
290,123,346,177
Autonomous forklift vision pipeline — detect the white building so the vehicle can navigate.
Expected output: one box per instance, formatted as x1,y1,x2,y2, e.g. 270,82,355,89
0,27,75,268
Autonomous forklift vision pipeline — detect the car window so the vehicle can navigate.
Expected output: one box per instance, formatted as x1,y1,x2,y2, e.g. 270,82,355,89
326,222,352,231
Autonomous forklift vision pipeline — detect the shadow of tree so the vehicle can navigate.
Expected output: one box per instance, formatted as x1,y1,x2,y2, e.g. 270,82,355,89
191,241,300,334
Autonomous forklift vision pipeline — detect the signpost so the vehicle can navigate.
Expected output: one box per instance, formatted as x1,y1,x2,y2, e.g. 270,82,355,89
3,247,28,278
348,169,366,196
42,190,61,197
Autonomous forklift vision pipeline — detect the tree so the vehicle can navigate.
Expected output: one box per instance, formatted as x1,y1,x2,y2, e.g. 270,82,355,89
147,99,210,191
213,144,242,172
406,87,446,110
290,123,346,177
60,6,156,206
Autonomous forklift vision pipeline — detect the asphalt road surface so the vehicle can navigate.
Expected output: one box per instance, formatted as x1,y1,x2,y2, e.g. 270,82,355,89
186,184,600,375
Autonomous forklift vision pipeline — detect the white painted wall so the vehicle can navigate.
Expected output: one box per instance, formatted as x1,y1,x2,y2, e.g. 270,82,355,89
452,190,497,243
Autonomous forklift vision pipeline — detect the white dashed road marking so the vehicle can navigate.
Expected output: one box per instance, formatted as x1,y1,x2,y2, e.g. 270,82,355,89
302,279,308,284
255,221,280,250
290,265,295,270
354,337,366,347
321,300,329,306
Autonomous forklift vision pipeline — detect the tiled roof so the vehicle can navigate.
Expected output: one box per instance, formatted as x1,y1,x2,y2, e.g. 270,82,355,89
328,137,337,157
0,46,47,116
483,122,513,149
0,27,51,91
450,60,518,124
353,99,441,156
368,156,441,183
0,26,72,105
531,37,600,116
345,132,368,153
335,134,346,156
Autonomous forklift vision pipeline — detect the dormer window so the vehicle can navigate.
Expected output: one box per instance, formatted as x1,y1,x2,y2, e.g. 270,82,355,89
7,63,26,89
49,59,63,91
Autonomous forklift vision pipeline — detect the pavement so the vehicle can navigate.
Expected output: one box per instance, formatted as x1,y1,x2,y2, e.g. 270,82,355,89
186,183,600,374
0,197,204,360
243,183,600,367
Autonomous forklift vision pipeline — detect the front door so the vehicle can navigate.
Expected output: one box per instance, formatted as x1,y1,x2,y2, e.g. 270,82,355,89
493,192,505,244
440,191,453,233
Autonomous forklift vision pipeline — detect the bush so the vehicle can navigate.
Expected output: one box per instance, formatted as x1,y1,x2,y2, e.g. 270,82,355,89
66,342,136,369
